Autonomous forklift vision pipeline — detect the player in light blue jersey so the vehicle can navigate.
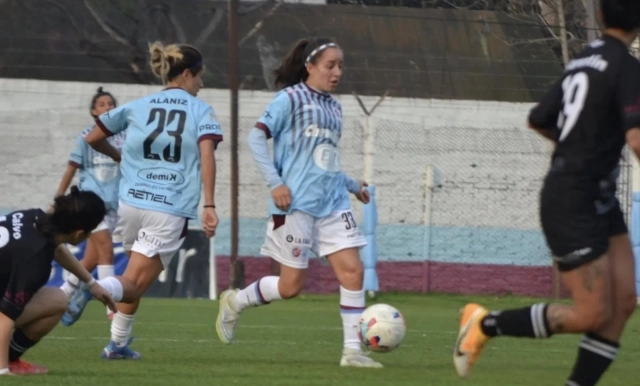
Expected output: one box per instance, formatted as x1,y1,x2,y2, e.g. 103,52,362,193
60,42,222,360
55,87,124,320
216,38,381,368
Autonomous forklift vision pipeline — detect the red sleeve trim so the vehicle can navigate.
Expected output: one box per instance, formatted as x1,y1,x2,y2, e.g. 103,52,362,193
198,134,223,144
95,118,115,137
68,161,81,168
255,122,272,139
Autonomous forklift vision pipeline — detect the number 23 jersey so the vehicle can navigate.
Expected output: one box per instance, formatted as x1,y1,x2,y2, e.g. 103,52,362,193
96,87,224,219
528,35,640,180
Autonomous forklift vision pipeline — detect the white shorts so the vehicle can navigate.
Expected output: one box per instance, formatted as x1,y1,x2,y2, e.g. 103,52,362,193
260,209,367,269
93,209,118,234
115,202,188,268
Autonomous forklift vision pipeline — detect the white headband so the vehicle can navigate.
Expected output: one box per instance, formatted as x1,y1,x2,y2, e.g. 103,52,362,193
305,43,338,65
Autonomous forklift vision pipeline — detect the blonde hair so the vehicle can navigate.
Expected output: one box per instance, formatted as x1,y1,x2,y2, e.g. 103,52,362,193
148,41,203,82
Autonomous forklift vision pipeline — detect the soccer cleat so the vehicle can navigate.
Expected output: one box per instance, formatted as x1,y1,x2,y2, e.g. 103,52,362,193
453,303,490,378
216,289,240,344
340,348,383,368
61,282,93,327
101,338,141,360
9,359,48,375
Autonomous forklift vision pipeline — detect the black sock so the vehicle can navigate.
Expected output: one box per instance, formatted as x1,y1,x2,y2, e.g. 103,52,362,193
566,333,619,386
480,303,552,338
8,329,38,362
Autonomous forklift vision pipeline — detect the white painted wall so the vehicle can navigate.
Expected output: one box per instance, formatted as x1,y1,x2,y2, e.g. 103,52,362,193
0,79,556,264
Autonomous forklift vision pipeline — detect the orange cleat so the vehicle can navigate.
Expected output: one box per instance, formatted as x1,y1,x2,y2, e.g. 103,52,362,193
9,359,48,375
453,303,490,378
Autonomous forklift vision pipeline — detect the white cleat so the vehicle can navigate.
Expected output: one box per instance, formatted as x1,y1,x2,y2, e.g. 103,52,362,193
340,348,383,368
216,289,240,344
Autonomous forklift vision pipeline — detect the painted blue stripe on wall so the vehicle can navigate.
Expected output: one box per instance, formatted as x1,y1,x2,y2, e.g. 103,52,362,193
0,207,550,266
210,218,551,266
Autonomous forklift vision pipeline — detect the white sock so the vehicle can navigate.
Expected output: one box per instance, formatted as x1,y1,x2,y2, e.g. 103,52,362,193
97,277,124,302
234,276,282,312
111,312,135,347
97,265,115,279
340,286,365,351
60,274,80,297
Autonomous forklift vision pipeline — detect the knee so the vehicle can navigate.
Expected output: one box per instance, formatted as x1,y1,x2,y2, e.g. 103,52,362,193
339,261,364,290
580,305,612,331
278,281,303,299
51,289,70,314
616,290,637,320
34,287,69,316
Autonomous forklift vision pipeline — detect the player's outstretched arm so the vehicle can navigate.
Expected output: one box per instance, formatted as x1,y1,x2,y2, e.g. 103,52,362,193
248,128,283,189
84,126,121,163
248,128,291,211
53,245,117,311
55,164,78,198
342,173,370,204
199,138,219,238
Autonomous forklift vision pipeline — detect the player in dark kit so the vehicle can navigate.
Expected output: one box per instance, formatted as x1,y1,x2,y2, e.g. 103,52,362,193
452,1,640,385
0,187,116,376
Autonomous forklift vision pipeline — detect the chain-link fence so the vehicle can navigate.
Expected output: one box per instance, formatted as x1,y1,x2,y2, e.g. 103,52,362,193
1,0,637,295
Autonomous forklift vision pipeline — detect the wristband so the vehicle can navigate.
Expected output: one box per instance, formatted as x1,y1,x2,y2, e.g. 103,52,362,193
204,205,216,208
86,277,96,286
0,368,10,375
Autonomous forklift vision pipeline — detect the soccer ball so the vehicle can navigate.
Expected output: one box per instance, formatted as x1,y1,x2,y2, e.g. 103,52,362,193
357,303,406,353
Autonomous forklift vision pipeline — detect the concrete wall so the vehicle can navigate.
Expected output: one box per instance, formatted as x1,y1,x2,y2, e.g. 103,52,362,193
1,79,560,294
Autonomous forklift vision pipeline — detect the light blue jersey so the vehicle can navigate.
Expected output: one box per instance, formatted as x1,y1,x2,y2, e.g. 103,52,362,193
96,88,223,219
255,83,350,218
69,126,125,211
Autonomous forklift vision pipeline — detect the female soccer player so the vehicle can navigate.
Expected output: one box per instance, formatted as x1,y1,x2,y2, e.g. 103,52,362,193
453,1,640,385
55,87,125,320
216,38,381,368
0,187,116,376
62,41,223,360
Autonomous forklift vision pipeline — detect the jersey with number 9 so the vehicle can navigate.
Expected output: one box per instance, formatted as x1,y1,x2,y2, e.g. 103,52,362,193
528,35,640,180
96,88,223,219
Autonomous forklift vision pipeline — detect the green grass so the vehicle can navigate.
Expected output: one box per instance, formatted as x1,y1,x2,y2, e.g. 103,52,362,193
5,293,640,385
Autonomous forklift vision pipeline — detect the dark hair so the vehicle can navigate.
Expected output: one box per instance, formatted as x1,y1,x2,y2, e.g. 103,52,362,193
601,0,640,31
273,38,339,89
149,41,204,83
90,87,117,118
38,186,106,236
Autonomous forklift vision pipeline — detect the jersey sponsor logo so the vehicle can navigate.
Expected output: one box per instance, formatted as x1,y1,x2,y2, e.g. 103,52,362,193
11,212,23,240
127,188,174,206
565,54,608,72
304,124,340,144
136,231,164,248
199,122,221,132
285,235,311,245
312,143,341,172
137,168,185,186
150,98,187,106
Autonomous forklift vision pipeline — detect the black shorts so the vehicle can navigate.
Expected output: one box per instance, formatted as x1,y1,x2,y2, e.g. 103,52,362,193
0,262,51,321
540,174,627,272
